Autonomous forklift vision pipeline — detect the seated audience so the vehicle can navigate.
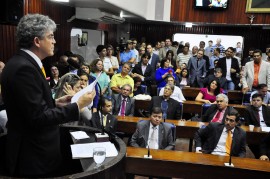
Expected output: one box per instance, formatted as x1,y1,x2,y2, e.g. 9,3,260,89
259,133,270,161
106,44,119,73
177,68,190,89
195,79,222,104
90,59,110,96
54,73,92,125
159,76,186,102
202,94,238,123
110,63,134,96
130,107,175,150
156,58,177,88
250,84,270,105
96,45,114,76
244,93,270,158
131,53,154,91
204,68,227,90
149,84,182,120
166,50,177,71
49,65,60,89
80,61,91,75
112,84,135,116
195,111,246,157
91,97,117,134
133,77,146,96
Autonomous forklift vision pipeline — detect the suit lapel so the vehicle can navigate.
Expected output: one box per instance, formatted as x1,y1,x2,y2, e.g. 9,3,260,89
215,125,224,147
192,58,197,69
232,128,239,154
125,97,131,114
158,123,164,148
143,121,150,145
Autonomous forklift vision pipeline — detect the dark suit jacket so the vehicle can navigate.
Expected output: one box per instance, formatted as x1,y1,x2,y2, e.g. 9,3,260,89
244,105,270,127
203,74,227,90
132,62,154,86
202,105,237,123
150,53,160,71
194,123,246,157
90,112,117,134
149,96,181,120
1,50,79,176
260,132,270,158
112,94,135,116
130,120,175,150
216,57,240,85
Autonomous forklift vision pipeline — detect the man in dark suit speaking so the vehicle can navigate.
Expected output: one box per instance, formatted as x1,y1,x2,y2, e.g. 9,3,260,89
1,14,95,177
130,107,175,150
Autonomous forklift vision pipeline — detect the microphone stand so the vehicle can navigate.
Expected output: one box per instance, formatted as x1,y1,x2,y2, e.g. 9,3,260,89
144,141,152,159
224,133,234,167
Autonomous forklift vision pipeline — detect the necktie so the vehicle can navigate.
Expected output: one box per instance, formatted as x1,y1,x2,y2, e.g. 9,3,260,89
211,110,222,122
225,130,232,156
102,115,107,127
149,127,157,149
41,66,46,78
120,98,126,116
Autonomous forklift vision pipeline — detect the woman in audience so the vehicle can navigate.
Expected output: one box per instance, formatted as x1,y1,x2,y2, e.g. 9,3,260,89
54,73,92,125
177,68,190,89
138,46,146,62
80,62,91,75
49,65,60,89
156,57,177,88
133,77,146,96
90,59,110,97
166,50,177,71
195,79,222,104
106,44,119,74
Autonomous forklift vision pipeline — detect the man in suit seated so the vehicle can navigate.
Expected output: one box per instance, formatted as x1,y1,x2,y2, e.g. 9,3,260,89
244,93,270,158
195,111,246,157
112,84,135,116
250,83,270,106
202,94,237,123
130,107,175,150
149,84,182,120
259,133,270,161
91,97,117,134
203,68,227,90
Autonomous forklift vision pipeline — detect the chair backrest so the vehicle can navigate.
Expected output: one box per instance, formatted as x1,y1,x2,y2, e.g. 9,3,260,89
242,91,252,105
227,90,243,104
201,103,212,117
182,87,200,100
141,85,147,94
164,122,176,142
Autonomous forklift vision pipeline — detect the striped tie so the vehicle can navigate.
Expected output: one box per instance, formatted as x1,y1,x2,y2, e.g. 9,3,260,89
41,66,46,78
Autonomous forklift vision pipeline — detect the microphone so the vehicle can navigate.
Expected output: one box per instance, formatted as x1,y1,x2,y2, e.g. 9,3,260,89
198,149,234,167
103,126,119,140
100,113,105,135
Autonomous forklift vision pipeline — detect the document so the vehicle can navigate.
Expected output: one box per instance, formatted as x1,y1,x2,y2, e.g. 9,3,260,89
261,127,270,132
70,142,118,159
70,131,89,140
71,72,102,103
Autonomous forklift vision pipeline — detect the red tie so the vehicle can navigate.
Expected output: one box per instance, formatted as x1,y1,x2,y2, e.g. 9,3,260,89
211,110,222,122
120,98,126,116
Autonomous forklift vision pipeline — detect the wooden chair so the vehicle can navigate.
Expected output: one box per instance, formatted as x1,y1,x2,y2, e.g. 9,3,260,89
182,87,200,100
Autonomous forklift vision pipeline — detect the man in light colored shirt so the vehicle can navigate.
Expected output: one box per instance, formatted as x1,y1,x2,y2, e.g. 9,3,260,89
130,107,175,150
159,76,186,102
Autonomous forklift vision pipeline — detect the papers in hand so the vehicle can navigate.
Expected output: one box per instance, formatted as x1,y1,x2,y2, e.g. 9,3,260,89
71,72,102,103
70,142,118,159
70,131,89,140
261,127,270,132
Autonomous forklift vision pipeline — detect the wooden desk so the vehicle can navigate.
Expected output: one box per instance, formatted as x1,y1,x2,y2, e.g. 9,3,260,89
182,100,247,117
126,147,270,178
117,116,268,148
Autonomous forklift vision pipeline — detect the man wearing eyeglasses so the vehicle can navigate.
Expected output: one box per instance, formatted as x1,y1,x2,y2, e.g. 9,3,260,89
195,111,246,157
242,49,270,93
202,94,237,123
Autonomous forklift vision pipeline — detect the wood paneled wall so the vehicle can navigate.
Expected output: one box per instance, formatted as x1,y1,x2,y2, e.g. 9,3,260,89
0,0,117,63
171,0,270,25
